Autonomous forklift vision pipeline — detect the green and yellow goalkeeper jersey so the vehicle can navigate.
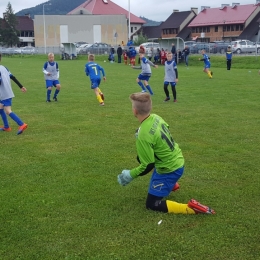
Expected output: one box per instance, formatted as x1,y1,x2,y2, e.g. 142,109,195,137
130,114,184,178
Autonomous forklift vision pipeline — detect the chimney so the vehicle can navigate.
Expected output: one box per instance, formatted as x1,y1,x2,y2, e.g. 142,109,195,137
221,4,230,7
191,7,198,15
173,9,179,13
232,3,240,6
201,6,210,11
25,13,30,18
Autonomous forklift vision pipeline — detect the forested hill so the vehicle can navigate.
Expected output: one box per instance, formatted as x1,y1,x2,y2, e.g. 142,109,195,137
15,0,86,17
15,0,161,26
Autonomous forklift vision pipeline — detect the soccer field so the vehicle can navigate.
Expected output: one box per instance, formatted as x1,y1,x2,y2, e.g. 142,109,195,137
1,54,259,260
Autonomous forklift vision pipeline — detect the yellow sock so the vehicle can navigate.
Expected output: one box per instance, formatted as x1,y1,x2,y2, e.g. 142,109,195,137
207,71,212,78
98,88,102,94
166,200,195,214
97,94,103,103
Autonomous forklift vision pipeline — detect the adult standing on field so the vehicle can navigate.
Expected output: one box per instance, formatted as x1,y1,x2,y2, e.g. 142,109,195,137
171,43,177,63
182,45,190,66
117,92,216,215
117,45,123,63
0,53,28,135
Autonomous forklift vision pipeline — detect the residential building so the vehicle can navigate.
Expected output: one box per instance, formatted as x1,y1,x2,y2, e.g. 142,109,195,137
188,3,260,42
16,14,34,47
67,0,145,38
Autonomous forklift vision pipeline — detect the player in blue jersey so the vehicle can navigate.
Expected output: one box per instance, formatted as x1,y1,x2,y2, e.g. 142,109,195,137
132,46,158,95
199,49,213,79
163,52,178,102
0,53,28,135
226,45,232,70
43,53,61,102
85,54,106,106
117,92,216,215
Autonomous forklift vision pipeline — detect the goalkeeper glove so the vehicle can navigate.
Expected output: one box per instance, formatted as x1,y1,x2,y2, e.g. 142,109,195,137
117,170,133,186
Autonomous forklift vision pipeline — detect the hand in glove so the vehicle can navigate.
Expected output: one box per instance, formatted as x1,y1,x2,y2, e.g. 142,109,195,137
117,170,133,186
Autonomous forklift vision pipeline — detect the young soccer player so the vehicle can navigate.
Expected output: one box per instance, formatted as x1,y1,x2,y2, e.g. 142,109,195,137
117,92,216,215
43,53,61,102
85,54,106,106
226,45,232,70
199,49,213,78
163,52,178,102
123,50,128,65
0,53,28,135
132,46,158,95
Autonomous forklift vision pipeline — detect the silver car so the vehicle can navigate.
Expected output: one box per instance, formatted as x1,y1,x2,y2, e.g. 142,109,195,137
231,40,256,54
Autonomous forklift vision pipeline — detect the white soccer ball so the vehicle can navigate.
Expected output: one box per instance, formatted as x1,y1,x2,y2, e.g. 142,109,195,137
104,60,106,62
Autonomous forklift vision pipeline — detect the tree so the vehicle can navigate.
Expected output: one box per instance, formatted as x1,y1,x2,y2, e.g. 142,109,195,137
133,31,148,46
0,2,20,47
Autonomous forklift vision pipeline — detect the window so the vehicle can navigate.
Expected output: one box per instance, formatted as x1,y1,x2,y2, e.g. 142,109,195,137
207,27,210,32
199,27,202,33
227,25,230,31
231,25,234,31
215,26,218,32
192,27,195,33
131,27,133,33
240,25,244,30
134,27,137,30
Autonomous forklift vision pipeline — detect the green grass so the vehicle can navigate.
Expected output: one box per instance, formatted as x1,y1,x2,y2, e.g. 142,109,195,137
0,54,259,260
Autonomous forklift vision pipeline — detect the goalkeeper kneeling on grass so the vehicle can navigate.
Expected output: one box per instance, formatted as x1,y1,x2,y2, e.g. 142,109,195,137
117,92,215,215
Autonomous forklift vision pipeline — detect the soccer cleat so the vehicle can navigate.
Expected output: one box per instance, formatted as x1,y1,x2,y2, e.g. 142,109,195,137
174,99,177,102
53,97,58,101
211,71,213,76
17,123,28,135
188,199,215,214
164,97,170,102
172,182,180,192
100,92,105,101
46,100,51,102
100,102,105,106
0,126,11,132
141,90,146,93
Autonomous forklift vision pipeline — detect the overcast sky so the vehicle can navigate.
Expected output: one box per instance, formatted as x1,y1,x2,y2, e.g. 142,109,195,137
0,0,256,21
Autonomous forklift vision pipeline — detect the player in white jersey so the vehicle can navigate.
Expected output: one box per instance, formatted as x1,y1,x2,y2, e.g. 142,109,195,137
0,53,28,135
163,52,178,102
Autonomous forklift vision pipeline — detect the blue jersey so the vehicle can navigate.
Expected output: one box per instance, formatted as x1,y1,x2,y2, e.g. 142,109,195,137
85,61,105,80
226,51,232,60
202,54,210,67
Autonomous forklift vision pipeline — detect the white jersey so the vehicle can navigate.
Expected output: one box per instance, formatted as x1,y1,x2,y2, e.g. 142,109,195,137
43,62,59,81
0,65,14,101
164,60,177,82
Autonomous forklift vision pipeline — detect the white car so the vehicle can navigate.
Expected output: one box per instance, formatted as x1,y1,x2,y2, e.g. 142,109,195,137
231,40,256,54
21,47,36,54
76,43,91,54
135,42,160,53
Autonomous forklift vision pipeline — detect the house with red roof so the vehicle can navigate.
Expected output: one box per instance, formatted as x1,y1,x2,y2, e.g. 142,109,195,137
16,15,34,47
188,3,260,42
67,0,145,38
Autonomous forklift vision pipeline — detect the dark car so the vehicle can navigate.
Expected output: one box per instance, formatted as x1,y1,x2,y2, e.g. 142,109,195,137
209,41,231,54
78,43,111,55
189,42,210,54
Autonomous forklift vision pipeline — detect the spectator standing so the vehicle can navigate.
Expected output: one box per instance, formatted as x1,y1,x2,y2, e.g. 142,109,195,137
171,43,177,63
147,47,153,61
160,48,167,65
182,46,190,66
117,45,123,63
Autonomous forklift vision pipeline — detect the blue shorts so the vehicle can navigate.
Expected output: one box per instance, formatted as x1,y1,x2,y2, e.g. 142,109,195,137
164,81,176,87
46,80,60,88
91,79,101,89
138,74,150,81
148,166,184,197
204,64,211,69
0,98,12,106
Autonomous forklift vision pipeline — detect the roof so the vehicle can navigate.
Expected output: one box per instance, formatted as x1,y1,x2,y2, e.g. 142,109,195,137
16,16,34,31
68,0,145,24
162,11,193,29
189,4,260,27
238,11,260,39
141,24,163,39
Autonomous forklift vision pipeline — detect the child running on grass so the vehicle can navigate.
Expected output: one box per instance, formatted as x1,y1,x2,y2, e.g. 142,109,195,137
0,53,28,135
85,54,106,106
43,53,61,102
132,46,158,95
199,49,213,79
163,52,178,102
117,92,216,215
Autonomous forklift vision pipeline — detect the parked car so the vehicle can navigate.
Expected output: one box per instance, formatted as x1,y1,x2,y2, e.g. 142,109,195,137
209,41,231,54
135,42,160,53
189,42,210,54
184,41,196,47
76,43,91,54
78,43,111,55
21,46,36,54
74,41,88,48
231,40,256,54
